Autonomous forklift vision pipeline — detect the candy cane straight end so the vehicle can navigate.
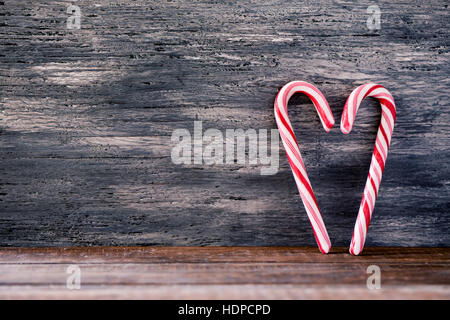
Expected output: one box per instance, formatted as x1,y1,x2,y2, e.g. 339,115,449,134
349,245,362,256
324,118,335,133
315,228,331,254
320,242,331,254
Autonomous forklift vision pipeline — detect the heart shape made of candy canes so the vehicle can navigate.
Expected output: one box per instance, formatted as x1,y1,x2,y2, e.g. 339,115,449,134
274,81,396,255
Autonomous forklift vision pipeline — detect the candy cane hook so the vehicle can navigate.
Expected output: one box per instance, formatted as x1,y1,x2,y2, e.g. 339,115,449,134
341,83,397,255
274,81,334,254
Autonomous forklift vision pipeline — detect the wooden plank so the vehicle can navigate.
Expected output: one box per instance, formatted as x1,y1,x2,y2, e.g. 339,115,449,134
0,285,449,300
0,247,448,299
0,246,449,264
0,263,448,285
0,1,449,247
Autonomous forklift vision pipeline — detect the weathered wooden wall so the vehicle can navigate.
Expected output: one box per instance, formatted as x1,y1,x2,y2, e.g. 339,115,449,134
0,0,448,247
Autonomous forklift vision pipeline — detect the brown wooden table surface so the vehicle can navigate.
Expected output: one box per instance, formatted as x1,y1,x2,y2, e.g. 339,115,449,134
0,247,448,299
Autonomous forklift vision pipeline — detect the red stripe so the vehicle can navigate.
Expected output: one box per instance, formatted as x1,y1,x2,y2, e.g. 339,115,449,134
363,201,371,233
373,147,385,173
275,104,299,146
369,176,378,198
379,123,390,151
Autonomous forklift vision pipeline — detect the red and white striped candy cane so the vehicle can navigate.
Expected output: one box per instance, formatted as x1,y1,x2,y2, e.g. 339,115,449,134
274,81,335,254
341,83,397,255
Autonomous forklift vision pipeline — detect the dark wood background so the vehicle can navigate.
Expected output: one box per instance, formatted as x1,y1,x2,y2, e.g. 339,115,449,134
0,0,448,247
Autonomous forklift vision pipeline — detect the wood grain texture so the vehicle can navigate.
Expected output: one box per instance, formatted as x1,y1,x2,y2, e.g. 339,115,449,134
1,246,449,263
0,247,448,299
3,285,450,300
0,1,449,246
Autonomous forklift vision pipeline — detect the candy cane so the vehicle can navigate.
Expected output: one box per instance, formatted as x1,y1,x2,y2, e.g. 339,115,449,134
274,81,334,254
341,83,397,255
